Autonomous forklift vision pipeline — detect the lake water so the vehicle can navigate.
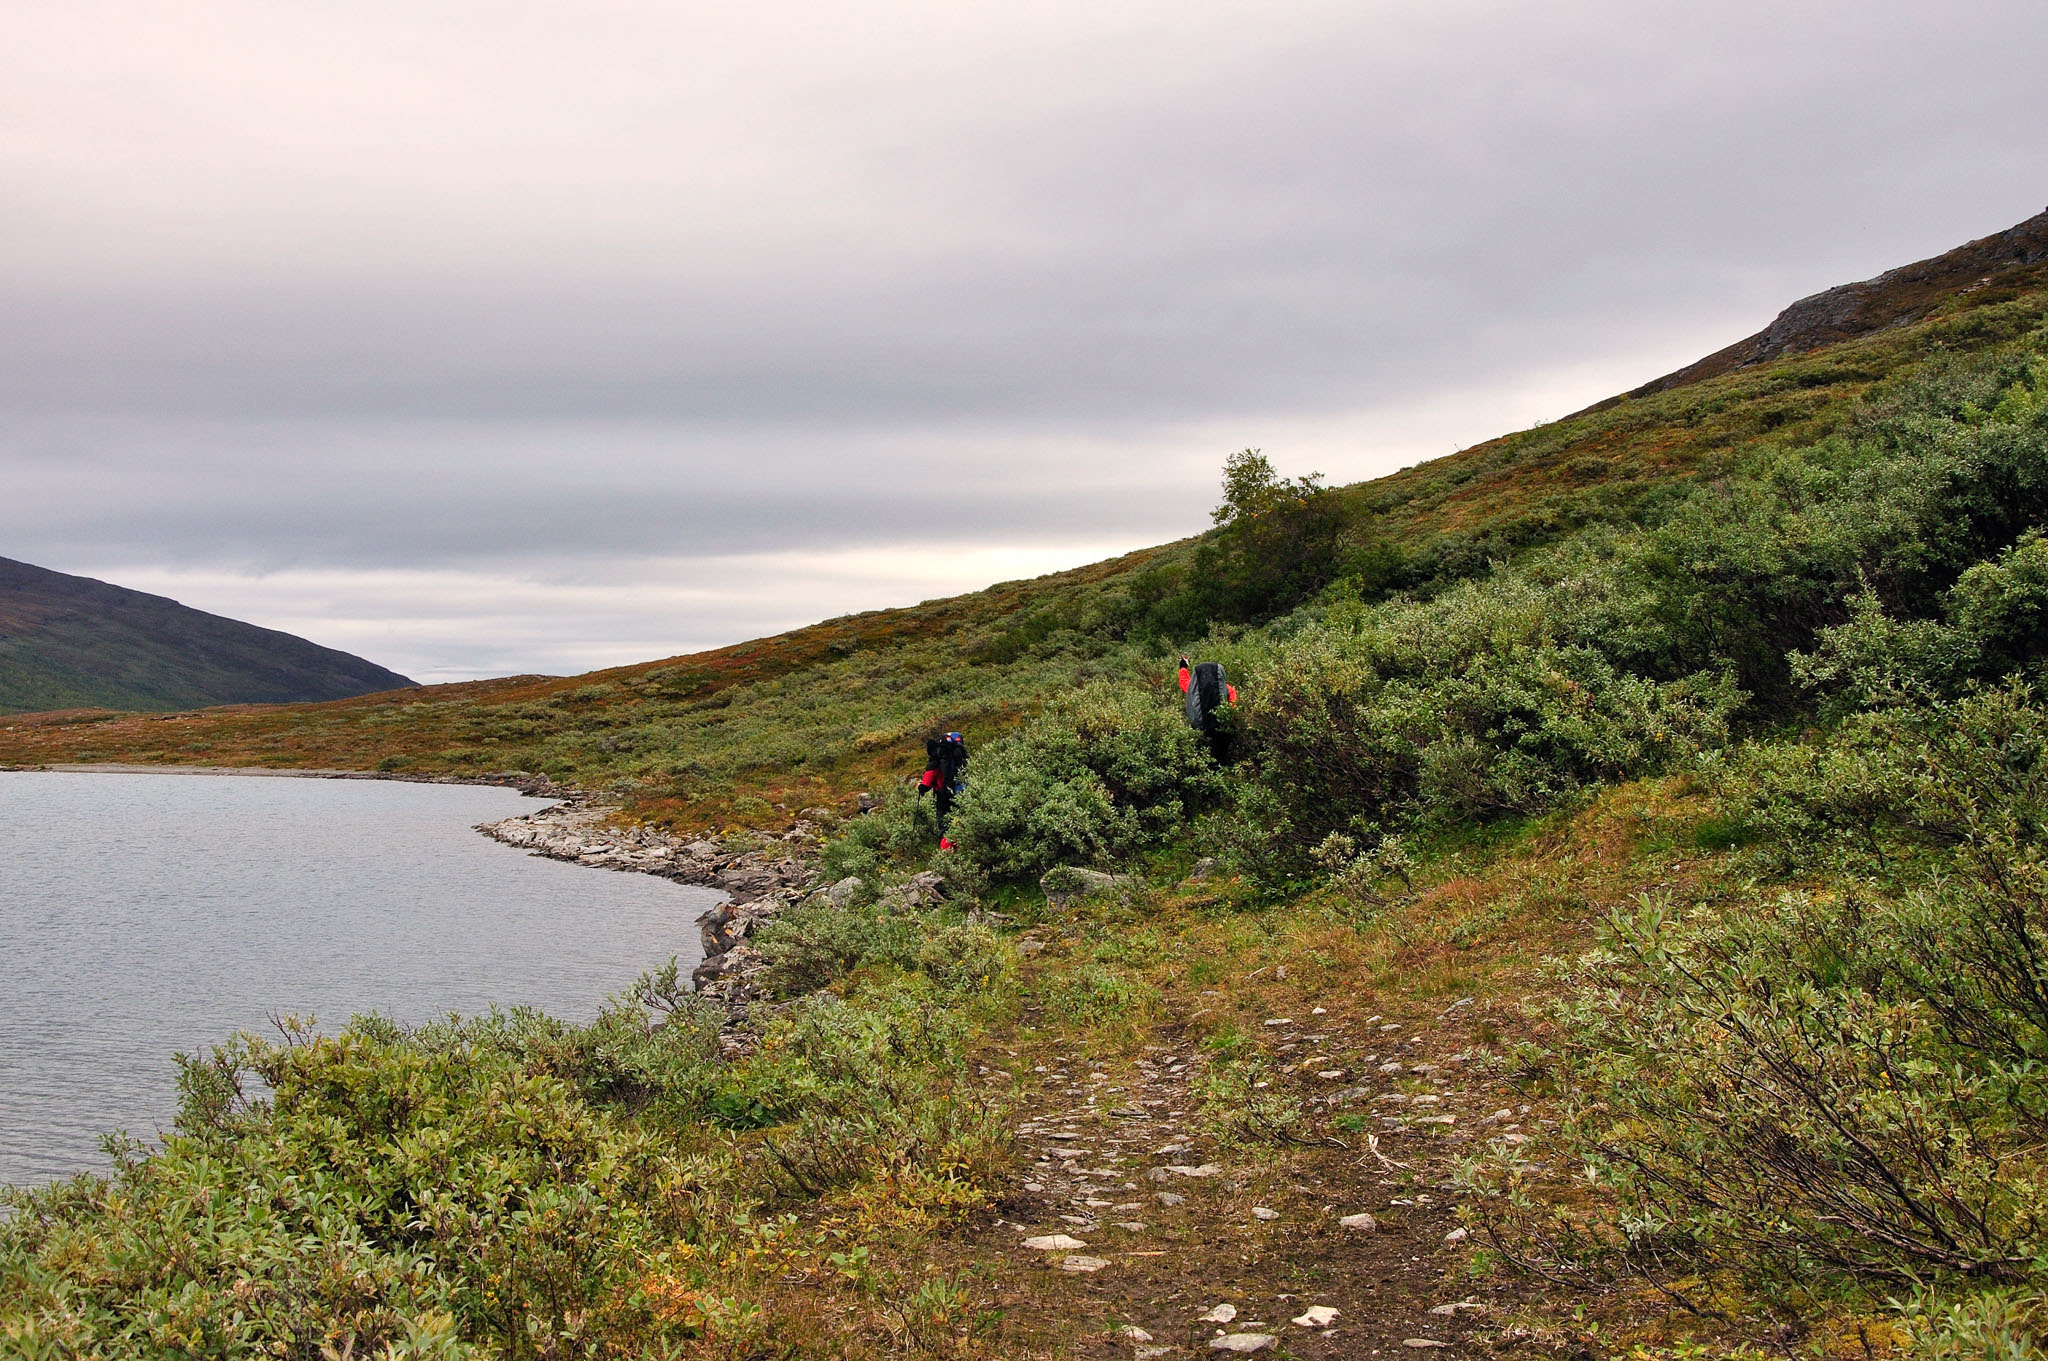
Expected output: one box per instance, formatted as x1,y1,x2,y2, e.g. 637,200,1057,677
0,771,716,1188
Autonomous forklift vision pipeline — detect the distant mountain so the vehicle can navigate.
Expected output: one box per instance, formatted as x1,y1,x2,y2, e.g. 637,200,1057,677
0,557,416,715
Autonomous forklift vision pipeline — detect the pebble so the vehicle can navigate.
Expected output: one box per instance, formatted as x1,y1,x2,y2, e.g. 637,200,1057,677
1156,1192,1187,1207
1292,1306,1339,1327
1210,1334,1278,1353
1444,1226,1469,1244
1198,1304,1238,1324
1022,1234,1088,1251
1120,1325,1154,1342
1061,1255,1110,1273
1402,1340,1450,1350
1251,1206,1279,1221
1338,1213,1379,1232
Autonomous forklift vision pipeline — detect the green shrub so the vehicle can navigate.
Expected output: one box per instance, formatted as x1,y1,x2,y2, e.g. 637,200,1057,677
947,682,1221,881
1548,688,2048,1287
753,898,922,996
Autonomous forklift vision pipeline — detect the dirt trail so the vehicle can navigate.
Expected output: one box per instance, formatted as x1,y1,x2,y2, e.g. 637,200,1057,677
950,998,1548,1358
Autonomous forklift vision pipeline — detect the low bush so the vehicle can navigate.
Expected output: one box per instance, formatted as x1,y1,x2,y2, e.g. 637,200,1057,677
1547,688,2048,1287
946,683,1221,881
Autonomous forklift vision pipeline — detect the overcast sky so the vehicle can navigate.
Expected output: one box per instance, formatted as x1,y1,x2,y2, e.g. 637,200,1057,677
5,1,2046,682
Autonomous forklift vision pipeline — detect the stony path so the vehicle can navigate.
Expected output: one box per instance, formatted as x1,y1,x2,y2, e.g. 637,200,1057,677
964,999,1543,1357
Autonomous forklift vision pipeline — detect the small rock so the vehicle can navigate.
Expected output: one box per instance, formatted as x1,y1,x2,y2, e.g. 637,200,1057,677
1185,856,1219,881
1292,1306,1339,1327
1022,1234,1088,1251
1210,1334,1278,1353
1155,1192,1187,1207
1402,1340,1450,1349
1016,939,1046,957
824,875,865,907
1263,1018,1293,1027
1311,1005,1328,1015
1338,1212,1378,1232
1061,1255,1110,1273
1113,1220,1147,1231
1251,1206,1279,1221
1120,1325,1155,1343
1168,1163,1223,1177
1198,1305,1239,1324
1444,1226,1469,1244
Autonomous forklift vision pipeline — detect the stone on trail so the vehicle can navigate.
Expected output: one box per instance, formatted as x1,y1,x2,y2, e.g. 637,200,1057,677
1251,1206,1279,1221
1339,1212,1379,1232
1292,1306,1339,1327
1022,1234,1088,1251
1210,1335,1278,1353
1198,1304,1239,1324
1061,1255,1110,1273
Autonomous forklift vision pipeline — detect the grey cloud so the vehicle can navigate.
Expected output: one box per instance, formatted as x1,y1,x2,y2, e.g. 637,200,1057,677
3,0,2046,675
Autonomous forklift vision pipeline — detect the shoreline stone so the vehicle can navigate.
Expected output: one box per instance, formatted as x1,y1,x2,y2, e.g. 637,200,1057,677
474,792,825,1016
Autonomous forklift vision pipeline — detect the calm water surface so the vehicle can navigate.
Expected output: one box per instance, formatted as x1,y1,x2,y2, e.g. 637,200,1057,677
0,772,715,1187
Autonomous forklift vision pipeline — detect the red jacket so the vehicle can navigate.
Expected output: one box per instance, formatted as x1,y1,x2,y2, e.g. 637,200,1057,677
1178,664,1237,705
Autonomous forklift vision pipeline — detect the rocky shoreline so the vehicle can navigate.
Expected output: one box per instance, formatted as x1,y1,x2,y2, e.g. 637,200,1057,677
474,793,826,1013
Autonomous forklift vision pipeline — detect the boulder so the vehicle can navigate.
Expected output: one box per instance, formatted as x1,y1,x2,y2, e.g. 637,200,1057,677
824,876,865,907
1041,865,1133,907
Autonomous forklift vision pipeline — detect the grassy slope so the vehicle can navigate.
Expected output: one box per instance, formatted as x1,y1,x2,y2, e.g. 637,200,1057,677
6,266,2045,832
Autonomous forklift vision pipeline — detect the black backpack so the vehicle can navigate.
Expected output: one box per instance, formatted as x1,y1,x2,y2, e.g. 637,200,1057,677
1185,662,1228,731
928,735,968,788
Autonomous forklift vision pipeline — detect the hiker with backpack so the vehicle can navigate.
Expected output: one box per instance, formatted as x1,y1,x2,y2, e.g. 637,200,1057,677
920,730,969,851
1178,655,1237,762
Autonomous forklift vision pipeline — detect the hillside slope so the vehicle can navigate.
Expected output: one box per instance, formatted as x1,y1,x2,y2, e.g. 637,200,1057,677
0,557,417,715
3,208,2046,831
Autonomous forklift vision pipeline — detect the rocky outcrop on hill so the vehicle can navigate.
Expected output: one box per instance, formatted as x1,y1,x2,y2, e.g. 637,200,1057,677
1622,206,2048,402
476,795,822,1012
